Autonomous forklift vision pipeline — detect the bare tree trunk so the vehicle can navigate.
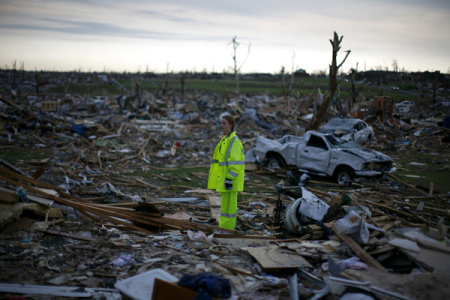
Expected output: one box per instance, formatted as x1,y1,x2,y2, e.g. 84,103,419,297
290,51,296,95
280,66,286,95
230,36,250,96
312,77,318,118
350,68,357,103
231,37,239,94
307,32,350,131
163,63,170,97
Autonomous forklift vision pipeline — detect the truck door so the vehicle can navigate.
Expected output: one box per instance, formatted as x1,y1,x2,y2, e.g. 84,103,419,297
298,134,330,173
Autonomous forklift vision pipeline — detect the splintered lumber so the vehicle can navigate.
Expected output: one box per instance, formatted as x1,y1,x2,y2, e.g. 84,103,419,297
304,187,331,198
0,167,63,191
372,215,394,223
146,216,242,235
304,223,332,240
36,229,95,242
331,223,387,272
0,173,158,234
390,199,449,217
138,135,152,157
31,167,46,179
246,182,276,190
361,199,437,227
0,98,30,116
351,196,383,229
369,220,402,238
133,176,160,189
0,173,86,204
0,169,238,235
78,205,165,234
109,176,151,188
150,174,171,181
382,171,428,196
110,155,139,165
0,167,88,203
0,164,244,236
368,244,396,256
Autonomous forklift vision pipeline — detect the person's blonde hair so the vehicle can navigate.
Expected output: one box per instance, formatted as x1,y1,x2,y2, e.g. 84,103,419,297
222,115,235,132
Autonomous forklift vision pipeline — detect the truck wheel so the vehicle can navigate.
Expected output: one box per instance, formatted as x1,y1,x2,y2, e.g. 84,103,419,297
266,155,286,169
336,167,354,185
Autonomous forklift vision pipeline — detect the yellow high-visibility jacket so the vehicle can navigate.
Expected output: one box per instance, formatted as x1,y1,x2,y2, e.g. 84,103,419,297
207,131,245,192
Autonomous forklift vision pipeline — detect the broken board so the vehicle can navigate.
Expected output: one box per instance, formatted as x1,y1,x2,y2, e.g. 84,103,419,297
246,244,312,270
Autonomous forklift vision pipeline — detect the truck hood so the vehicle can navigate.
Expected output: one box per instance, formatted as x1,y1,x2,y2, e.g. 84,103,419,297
338,147,392,162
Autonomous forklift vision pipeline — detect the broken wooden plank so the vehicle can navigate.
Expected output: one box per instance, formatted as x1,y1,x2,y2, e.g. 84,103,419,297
362,199,437,227
36,229,95,241
31,167,46,179
382,171,428,196
138,135,152,157
246,244,312,270
390,199,449,216
331,223,387,272
370,220,402,239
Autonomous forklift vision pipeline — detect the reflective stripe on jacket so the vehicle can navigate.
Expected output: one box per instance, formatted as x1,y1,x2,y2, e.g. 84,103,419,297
207,131,245,192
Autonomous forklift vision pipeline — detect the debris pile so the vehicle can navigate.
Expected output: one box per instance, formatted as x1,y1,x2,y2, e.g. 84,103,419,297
0,88,450,299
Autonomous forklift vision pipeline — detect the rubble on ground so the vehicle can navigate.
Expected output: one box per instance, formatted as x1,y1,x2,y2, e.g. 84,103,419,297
0,89,450,300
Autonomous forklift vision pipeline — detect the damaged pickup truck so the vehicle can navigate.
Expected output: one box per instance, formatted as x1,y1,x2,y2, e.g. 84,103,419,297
245,131,395,184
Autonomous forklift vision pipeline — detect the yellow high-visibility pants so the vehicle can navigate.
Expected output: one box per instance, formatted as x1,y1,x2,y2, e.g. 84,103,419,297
219,191,238,230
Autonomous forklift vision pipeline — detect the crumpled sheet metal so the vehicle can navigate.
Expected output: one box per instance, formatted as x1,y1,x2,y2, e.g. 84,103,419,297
298,187,330,222
244,135,304,164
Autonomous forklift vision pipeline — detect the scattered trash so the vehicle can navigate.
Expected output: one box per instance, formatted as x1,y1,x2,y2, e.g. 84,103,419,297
0,79,449,300
111,254,135,267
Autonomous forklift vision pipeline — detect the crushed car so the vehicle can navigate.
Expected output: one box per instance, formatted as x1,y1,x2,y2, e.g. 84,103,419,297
320,118,374,145
245,131,395,184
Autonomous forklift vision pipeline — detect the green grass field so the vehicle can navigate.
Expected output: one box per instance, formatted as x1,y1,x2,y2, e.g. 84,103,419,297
44,76,431,108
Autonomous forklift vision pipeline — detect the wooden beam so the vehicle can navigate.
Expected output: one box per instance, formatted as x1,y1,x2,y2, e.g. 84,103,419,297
331,223,387,272
382,171,428,196
36,229,95,241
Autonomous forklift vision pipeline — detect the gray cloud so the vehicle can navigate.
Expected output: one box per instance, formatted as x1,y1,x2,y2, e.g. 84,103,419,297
138,10,201,24
0,17,226,42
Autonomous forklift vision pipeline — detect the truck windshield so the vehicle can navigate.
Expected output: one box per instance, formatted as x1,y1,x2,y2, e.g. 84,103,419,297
325,135,359,148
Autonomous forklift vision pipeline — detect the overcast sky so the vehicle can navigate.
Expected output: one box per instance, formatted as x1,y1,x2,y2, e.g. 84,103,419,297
1,0,449,74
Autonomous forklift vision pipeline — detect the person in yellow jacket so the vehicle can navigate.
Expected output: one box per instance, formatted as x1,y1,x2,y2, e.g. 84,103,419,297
207,115,245,230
